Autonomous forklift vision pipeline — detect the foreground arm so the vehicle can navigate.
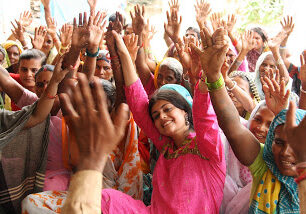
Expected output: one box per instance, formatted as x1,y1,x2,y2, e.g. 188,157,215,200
60,74,127,214
25,58,70,128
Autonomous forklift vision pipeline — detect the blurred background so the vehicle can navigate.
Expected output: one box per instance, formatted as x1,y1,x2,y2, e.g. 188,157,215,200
0,0,305,63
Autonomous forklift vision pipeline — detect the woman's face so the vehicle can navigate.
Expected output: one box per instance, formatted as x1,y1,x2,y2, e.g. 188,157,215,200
6,45,20,65
0,52,4,65
151,100,187,138
157,65,179,88
249,106,274,144
95,60,113,80
35,71,53,98
41,33,54,55
259,55,276,81
272,125,297,177
226,49,236,66
252,31,264,51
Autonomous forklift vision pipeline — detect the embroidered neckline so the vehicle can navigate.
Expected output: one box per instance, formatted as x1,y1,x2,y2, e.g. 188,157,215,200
161,136,208,160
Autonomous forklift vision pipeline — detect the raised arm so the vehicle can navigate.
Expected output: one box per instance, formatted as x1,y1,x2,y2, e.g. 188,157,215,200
299,54,306,110
60,74,127,214
131,5,152,86
0,66,24,103
195,0,211,30
82,11,106,80
25,57,70,128
113,30,167,150
201,27,260,166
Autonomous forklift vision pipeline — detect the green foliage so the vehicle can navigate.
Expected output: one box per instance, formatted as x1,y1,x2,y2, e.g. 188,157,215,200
238,0,284,31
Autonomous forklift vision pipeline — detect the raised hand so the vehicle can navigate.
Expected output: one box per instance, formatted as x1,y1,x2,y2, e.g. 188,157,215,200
175,37,192,71
284,101,306,163
164,8,182,43
169,0,180,11
71,12,90,49
31,26,47,50
123,33,139,63
60,23,73,48
300,54,306,89
262,71,290,115
19,11,33,28
47,17,57,36
226,14,236,33
210,12,223,32
59,73,128,172
112,12,123,34
143,19,156,47
241,30,256,52
280,15,294,35
195,0,211,29
190,27,230,81
87,0,97,12
87,11,107,48
11,20,26,45
268,31,288,51
130,4,146,35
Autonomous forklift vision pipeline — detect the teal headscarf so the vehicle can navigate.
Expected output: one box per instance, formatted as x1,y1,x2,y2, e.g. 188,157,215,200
160,84,193,107
260,109,306,213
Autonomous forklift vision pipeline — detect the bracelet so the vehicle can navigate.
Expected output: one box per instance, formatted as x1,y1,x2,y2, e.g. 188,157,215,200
205,75,225,91
232,39,238,47
295,168,306,184
280,45,286,49
276,58,284,66
47,93,58,99
300,86,306,94
85,48,100,57
226,81,237,91
60,44,69,50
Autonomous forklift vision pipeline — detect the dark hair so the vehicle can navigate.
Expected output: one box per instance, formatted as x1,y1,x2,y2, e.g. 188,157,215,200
98,79,116,112
148,89,193,129
109,12,126,26
19,49,47,66
251,27,268,43
186,27,201,40
34,64,54,80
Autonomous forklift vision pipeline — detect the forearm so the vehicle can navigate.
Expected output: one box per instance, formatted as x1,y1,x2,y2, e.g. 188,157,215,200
228,49,248,74
118,48,138,87
109,46,126,106
228,31,241,53
299,179,306,214
25,78,59,128
207,73,260,166
164,32,172,47
135,33,152,86
226,78,256,113
271,48,290,84
0,66,24,103
299,83,306,110
82,45,98,80
44,6,52,27
51,34,61,52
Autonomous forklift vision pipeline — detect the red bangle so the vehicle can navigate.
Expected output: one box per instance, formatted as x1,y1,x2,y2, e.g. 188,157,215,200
141,43,144,48
232,39,238,47
110,55,118,60
47,93,58,99
295,169,306,184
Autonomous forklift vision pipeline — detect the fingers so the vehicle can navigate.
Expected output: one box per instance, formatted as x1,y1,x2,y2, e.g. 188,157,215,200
202,27,212,47
78,73,95,110
71,75,87,117
190,43,203,56
59,93,79,121
285,101,297,130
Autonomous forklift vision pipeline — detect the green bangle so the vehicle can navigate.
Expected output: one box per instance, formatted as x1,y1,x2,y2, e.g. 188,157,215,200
205,75,225,91
86,48,100,57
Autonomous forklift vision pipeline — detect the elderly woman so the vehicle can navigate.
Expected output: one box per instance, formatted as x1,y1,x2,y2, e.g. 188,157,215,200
2,40,23,73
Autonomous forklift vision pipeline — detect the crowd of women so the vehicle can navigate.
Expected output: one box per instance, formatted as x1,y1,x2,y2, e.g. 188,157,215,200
0,0,305,213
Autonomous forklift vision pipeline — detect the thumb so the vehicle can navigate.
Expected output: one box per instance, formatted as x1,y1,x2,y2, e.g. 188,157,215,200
285,101,297,131
190,43,202,56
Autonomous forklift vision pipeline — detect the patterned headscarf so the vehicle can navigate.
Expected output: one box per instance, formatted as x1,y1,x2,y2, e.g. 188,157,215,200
2,40,23,66
250,108,306,213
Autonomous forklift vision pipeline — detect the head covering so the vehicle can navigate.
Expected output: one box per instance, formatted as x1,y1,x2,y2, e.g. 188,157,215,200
247,100,266,129
97,50,110,63
250,108,306,213
229,70,261,102
254,51,274,100
160,84,193,107
228,43,249,72
153,57,183,88
2,40,23,66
